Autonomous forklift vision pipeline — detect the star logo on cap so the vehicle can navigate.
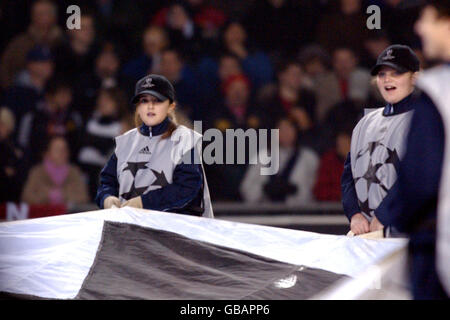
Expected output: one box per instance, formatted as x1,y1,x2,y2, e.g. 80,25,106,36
142,77,155,88
383,49,395,61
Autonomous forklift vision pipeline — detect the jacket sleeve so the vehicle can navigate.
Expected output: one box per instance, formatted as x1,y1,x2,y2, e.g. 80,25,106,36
95,152,119,209
384,92,445,233
374,180,398,227
140,147,203,212
341,152,361,221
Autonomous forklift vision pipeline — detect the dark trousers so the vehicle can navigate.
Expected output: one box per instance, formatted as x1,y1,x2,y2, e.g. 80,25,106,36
409,246,449,300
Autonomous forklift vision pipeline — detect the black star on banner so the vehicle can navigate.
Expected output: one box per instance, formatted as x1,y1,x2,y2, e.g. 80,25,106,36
120,181,148,200
123,162,148,177
151,169,169,188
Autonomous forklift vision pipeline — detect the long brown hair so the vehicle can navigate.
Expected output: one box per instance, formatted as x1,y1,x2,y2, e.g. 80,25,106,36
134,103,178,139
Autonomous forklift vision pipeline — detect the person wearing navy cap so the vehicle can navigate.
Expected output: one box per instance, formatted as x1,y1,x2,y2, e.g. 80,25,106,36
95,74,214,218
341,44,420,237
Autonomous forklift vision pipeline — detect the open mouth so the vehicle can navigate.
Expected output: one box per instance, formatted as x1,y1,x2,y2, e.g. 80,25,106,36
147,112,156,117
384,86,397,92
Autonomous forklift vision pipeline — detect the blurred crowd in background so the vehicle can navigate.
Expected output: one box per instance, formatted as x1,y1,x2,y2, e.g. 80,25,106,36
0,0,431,210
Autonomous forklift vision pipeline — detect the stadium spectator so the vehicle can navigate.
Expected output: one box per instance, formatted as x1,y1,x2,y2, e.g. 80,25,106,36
73,42,134,121
21,135,89,206
298,45,342,125
77,87,127,201
122,26,170,82
259,59,317,148
319,99,363,154
361,30,392,69
204,73,267,201
17,78,83,165
332,47,372,106
316,0,369,57
244,0,317,56
0,0,63,89
240,117,319,204
379,0,422,46
152,0,227,57
159,48,199,121
220,21,273,91
187,0,227,55
1,45,54,139
313,129,351,201
71,0,152,57
151,2,203,62
53,11,99,79
0,108,26,203
217,53,244,84
205,73,266,131
195,52,248,119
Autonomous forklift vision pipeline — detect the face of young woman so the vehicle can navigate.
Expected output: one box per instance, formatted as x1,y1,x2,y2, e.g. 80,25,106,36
376,66,416,104
136,94,174,127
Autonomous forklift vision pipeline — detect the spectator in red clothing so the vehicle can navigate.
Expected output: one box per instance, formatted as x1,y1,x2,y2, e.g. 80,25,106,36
313,129,351,201
258,59,318,150
151,0,226,57
332,47,371,106
150,2,203,62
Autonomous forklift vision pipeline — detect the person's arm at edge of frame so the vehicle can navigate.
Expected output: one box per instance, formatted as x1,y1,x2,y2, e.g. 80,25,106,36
95,152,120,209
379,92,445,233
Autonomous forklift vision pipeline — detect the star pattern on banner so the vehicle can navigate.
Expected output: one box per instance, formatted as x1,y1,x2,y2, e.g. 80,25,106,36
150,169,169,188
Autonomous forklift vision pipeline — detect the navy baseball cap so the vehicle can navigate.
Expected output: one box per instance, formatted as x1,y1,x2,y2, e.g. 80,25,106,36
131,74,175,104
26,45,53,62
371,44,420,76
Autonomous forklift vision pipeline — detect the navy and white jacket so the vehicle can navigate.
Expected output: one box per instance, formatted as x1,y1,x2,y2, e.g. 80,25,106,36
382,65,449,295
341,93,415,228
95,117,214,218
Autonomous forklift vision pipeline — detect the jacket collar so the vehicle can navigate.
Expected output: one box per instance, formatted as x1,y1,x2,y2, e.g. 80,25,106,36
383,92,415,116
139,117,170,137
